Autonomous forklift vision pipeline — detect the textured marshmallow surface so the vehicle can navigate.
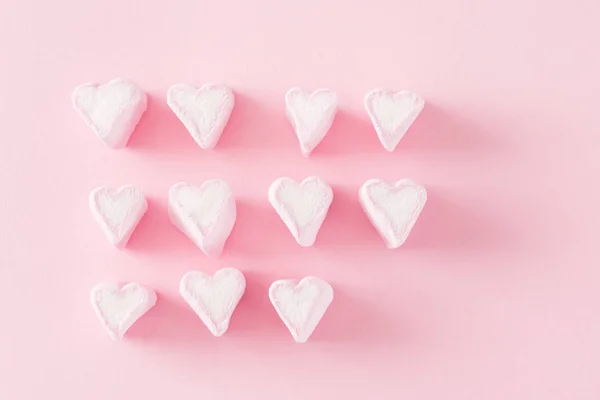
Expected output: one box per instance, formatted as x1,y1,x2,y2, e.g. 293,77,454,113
268,176,333,247
167,83,234,149
72,78,147,148
90,282,156,341
89,185,147,248
364,89,424,152
359,179,427,248
168,180,236,257
285,88,338,156
179,268,246,337
269,277,334,343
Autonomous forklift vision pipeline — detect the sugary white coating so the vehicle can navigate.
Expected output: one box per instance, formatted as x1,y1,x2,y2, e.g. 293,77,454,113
364,89,424,152
268,176,333,247
285,88,338,156
359,178,427,248
269,277,334,343
167,83,234,149
72,78,147,148
179,268,246,337
89,185,147,248
90,282,156,341
168,180,236,257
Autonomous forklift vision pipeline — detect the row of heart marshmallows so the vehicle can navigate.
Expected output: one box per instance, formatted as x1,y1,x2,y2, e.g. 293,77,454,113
91,271,333,343
72,78,425,154
90,177,427,254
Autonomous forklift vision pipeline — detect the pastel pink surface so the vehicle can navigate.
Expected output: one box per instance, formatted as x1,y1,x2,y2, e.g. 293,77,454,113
1,1,600,400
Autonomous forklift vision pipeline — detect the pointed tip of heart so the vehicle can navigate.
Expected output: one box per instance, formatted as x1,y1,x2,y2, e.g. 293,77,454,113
382,141,398,152
300,146,313,157
212,329,227,337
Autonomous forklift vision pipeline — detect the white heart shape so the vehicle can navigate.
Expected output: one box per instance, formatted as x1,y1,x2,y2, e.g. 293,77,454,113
167,83,234,149
168,180,236,257
179,268,246,336
90,282,156,341
359,179,427,248
72,78,147,148
364,89,424,151
268,176,333,247
269,277,333,343
89,185,148,248
285,88,338,156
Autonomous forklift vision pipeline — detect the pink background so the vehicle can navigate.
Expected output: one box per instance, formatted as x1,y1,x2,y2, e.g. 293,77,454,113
1,0,600,398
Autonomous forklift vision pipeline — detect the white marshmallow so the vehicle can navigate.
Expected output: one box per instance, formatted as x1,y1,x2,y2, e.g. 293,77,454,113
268,176,333,247
167,83,234,149
168,180,236,257
269,277,333,343
90,282,156,341
364,89,424,151
89,185,148,248
359,179,427,248
285,88,338,156
179,268,245,337
72,78,147,148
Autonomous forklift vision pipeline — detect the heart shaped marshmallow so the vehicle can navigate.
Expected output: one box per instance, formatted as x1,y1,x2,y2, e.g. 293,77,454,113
285,88,338,156
72,78,147,148
180,268,246,336
269,277,333,343
89,185,147,248
167,83,234,149
90,282,156,340
268,176,333,247
364,89,424,151
168,180,236,257
359,179,427,248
